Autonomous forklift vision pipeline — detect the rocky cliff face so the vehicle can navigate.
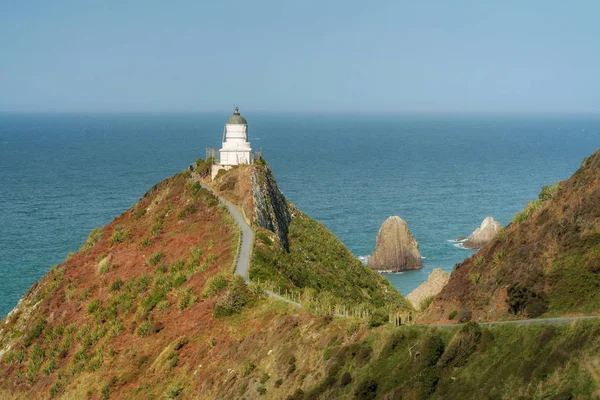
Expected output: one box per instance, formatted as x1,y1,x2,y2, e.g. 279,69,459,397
368,216,422,272
463,216,502,249
406,268,450,310
251,164,292,251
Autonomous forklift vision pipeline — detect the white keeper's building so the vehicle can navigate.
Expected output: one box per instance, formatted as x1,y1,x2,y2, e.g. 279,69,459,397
208,107,255,179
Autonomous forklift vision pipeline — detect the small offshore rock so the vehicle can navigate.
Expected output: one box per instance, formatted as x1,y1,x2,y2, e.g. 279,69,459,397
463,216,502,249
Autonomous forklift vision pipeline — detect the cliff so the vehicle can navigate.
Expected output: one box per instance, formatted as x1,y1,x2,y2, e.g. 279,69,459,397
426,148,600,322
463,216,502,249
368,216,422,272
251,163,292,251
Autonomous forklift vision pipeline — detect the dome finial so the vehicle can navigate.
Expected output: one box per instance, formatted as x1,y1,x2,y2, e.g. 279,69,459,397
233,106,240,115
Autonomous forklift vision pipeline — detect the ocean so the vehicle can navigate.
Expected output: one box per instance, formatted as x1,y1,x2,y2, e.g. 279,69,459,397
1,113,599,316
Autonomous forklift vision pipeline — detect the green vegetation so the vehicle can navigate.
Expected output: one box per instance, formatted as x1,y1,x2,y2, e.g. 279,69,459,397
513,182,561,224
298,320,600,399
147,251,164,266
214,168,228,181
165,382,183,398
202,274,228,298
109,226,131,246
136,237,152,250
80,228,102,252
547,246,600,314
195,157,213,178
136,321,152,337
419,295,435,311
177,288,198,311
250,210,407,312
213,276,252,317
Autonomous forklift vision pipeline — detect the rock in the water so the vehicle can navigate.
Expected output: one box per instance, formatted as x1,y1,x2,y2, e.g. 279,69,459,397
406,268,450,310
463,216,502,249
456,236,467,241
368,216,422,272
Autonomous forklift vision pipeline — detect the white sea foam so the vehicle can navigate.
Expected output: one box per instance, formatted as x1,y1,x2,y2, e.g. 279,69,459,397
447,238,467,243
357,255,370,266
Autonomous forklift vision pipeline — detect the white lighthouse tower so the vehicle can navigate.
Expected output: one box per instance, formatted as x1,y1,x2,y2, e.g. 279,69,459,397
219,107,253,166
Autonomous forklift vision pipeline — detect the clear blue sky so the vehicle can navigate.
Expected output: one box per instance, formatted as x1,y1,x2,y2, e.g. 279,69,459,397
1,1,599,113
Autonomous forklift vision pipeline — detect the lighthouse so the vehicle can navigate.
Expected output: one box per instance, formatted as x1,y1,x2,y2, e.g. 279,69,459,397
219,107,253,166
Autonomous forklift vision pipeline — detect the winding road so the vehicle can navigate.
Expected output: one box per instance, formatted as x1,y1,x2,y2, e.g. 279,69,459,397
198,181,253,281
197,178,301,308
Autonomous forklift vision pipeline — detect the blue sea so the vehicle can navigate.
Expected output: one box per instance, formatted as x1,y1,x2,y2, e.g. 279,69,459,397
1,113,599,316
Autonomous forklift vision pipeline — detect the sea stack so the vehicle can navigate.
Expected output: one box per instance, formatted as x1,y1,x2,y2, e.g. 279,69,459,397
406,268,450,310
368,216,422,272
463,216,502,249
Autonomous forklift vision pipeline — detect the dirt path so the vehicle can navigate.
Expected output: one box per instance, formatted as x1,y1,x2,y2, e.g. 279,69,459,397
197,178,301,308
426,315,600,329
197,181,253,280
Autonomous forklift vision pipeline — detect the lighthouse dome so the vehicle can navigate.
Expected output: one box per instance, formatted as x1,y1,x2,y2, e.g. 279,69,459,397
225,107,247,125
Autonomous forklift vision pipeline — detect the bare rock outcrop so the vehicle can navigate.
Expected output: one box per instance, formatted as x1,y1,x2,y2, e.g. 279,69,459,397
251,164,292,251
368,216,422,272
463,216,502,249
406,268,450,310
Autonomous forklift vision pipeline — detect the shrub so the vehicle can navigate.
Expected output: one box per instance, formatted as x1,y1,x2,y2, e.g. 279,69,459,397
448,311,457,320
203,274,228,298
98,258,110,275
457,308,472,323
419,295,435,311
87,299,101,315
109,278,123,292
420,335,445,367
178,289,198,311
165,382,183,398
136,238,152,250
214,168,228,181
110,226,130,246
354,378,378,400
157,300,170,312
513,199,543,224
136,321,152,337
507,284,548,317
147,251,164,266
274,378,283,388
151,221,163,236
187,246,204,268
368,309,388,328
260,373,270,384
340,371,352,386
213,287,249,317
539,182,561,201
256,386,267,395
81,228,102,252
440,322,481,368
242,362,255,376
204,195,219,208
469,272,481,284
134,208,146,220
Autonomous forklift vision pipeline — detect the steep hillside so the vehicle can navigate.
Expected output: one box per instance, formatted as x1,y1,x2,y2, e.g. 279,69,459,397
0,162,407,399
2,157,600,399
426,149,600,323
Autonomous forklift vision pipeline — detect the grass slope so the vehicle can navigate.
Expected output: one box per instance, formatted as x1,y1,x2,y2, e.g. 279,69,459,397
251,207,408,311
427,148,600,322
